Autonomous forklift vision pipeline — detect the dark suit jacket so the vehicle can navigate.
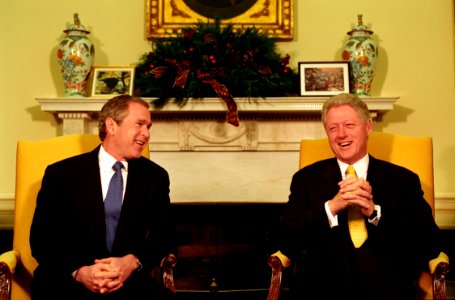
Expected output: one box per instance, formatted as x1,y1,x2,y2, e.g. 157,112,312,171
277,155,443,300
30,146,174,299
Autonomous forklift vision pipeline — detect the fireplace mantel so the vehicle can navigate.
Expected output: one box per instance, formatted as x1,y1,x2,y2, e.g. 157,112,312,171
36,96,396,112
36,96,398,204
36,96,396,115
36,96,397,136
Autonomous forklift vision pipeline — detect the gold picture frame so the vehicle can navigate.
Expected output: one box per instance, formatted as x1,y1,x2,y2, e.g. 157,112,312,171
146,0,294,41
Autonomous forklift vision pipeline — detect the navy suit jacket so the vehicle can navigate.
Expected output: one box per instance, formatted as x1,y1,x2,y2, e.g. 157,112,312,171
278,155,443,299
30,146,174,297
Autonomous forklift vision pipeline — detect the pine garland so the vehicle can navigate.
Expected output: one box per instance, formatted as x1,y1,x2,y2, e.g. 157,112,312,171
133,19,299,125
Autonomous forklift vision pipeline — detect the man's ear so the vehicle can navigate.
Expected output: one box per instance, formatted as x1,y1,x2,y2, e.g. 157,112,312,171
105,118,117,134
366,118,373,134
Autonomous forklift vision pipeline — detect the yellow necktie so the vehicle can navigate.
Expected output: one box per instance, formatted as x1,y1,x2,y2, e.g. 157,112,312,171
346,165,368,248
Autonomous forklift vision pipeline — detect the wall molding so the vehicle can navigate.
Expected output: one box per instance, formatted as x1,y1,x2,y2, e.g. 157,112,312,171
434,193,455,229
0,193,14,229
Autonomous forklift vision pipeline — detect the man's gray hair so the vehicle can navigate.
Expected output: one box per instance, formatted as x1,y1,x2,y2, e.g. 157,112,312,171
321,93,371,125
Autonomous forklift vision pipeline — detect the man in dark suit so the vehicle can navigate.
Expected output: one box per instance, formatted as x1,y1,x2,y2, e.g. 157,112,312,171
273,93,446,300
30,95,175,300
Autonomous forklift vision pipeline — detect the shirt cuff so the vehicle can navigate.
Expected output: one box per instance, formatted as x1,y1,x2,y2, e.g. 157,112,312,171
325,201,338,227
367,204,381,226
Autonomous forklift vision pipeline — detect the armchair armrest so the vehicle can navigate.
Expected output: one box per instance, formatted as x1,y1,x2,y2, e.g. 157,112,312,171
0,250,20,274
0,250,20,300
160,254,177,294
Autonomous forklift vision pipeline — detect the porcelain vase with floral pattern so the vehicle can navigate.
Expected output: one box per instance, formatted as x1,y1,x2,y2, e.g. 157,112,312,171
57,13,95,96
342,14,378,96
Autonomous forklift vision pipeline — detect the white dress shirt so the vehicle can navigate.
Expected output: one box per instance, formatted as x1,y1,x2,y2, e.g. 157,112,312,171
99,145,127,202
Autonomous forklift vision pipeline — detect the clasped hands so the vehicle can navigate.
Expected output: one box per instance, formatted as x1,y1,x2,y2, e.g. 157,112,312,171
75,254,139,294
329,176,374,217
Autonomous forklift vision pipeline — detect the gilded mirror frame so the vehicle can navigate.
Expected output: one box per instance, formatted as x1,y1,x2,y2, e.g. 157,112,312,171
146,0,294,41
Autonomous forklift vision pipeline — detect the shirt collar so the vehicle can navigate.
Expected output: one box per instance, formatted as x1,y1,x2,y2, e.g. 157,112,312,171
99,145,128,172
337,154,369,179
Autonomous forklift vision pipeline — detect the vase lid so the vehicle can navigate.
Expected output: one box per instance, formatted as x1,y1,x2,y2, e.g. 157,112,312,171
347,14,373,35
63,13,90,34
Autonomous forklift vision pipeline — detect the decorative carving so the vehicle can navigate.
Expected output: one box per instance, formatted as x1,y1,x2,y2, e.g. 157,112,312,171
250,0,271,18
433,261,450,300
267,255,283,300
161,254,177,294
170,0,191,18
0,262,11,297
179,121,258,151
58,113,91,135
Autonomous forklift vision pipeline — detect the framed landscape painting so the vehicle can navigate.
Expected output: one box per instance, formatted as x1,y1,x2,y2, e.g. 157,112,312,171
298,62,350,96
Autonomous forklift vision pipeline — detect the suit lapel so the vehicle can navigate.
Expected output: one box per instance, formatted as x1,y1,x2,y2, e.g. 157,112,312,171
366,155,387,207
121,158,146,211
113,158,147,251
73,147,107,241
320,158,343,198
321,159,349,225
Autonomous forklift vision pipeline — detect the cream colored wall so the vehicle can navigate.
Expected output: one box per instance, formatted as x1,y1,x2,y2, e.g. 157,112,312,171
1,0,454,222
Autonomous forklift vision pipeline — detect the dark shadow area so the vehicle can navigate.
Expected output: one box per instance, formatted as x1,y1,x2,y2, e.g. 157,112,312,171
442,229,455,281
182,0,257,19
2,216,452,299
0,230,13,254
171,203,286,299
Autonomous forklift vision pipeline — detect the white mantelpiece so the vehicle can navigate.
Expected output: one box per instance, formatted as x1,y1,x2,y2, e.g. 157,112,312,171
36,96,396,113
36,96,397,204
36,96,396,137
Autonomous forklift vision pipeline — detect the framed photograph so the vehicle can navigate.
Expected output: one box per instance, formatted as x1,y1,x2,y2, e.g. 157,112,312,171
298,62,351,96
146,0,293,41
89,66,135,97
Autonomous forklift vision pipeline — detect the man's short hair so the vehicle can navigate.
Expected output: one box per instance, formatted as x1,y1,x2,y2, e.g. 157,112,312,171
98,95,150,141
321,93,370,125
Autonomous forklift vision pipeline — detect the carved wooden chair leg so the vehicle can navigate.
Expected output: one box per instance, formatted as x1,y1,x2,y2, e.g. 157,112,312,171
433,261,450,300
162,254,177,294
0,262,12,300
267,255,283,300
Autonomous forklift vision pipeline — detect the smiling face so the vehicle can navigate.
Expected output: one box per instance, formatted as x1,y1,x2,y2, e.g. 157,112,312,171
324,104,372,165
103,102,151,161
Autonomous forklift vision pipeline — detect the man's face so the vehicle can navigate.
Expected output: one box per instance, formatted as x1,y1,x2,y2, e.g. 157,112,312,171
324,104,371,165
107,102,151,160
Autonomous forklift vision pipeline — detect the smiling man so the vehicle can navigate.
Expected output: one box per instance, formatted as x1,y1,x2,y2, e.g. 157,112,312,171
30,95,175,300
272,93,446,300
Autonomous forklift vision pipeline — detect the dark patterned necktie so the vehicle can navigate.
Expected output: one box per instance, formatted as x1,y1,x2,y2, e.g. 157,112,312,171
346,165,368,248
104,161,124,253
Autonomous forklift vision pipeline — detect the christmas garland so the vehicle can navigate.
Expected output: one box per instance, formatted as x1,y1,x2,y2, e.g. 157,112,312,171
133,19,299,126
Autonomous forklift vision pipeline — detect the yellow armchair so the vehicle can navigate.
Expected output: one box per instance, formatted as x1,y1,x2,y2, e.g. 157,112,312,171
267,131,450,300
0,134,175,300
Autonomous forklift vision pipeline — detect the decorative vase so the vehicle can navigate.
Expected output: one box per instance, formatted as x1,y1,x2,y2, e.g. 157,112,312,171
342,14,378,96
57,13,95,96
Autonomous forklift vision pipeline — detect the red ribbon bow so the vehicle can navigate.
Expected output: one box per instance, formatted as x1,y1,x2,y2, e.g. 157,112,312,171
196,70,239,127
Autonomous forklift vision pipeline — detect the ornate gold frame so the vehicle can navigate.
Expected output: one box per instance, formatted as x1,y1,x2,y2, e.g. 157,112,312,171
146,0,294,41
